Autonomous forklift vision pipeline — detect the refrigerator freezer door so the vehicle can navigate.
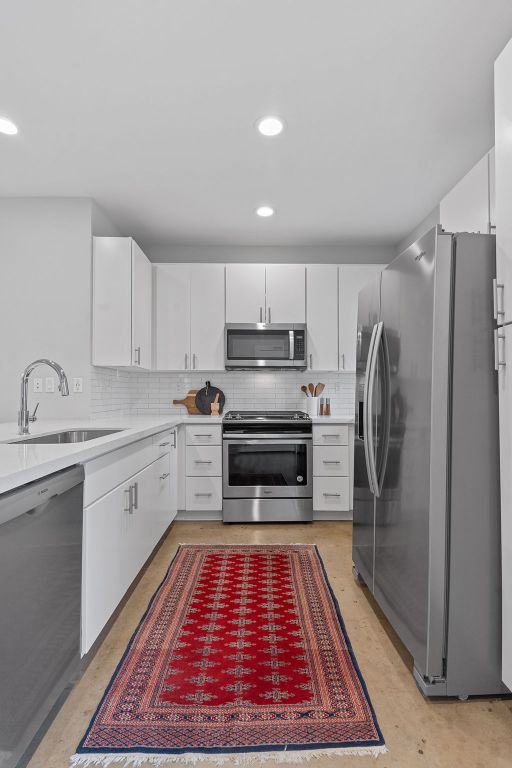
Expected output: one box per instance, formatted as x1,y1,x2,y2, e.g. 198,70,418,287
374,228,450,680
353,276,381,590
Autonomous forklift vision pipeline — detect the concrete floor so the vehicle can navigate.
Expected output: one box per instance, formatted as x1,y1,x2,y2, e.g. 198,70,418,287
27,521,512,768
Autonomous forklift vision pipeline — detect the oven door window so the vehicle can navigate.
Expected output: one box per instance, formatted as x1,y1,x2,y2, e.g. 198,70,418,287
226,329,290,361
228,443,307,486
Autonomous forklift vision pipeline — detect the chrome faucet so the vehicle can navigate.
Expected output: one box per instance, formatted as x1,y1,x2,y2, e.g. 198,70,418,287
18,359,69,435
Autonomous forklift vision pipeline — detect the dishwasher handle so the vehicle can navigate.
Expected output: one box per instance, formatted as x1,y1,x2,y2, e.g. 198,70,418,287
0,465,84,527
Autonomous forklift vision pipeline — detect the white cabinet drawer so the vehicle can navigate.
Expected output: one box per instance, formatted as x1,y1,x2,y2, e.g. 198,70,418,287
313,476,350,511
313,425,349,446
185,425,222,446
84,436,154,506
186,445,222,476
313,445,349,476
186,476,222,511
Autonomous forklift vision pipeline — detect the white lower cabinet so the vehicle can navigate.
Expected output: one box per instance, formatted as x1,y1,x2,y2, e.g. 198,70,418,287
313,425,353,514
185,424,222,514
186,476,223,512
313,476,350,512
82,433,176,654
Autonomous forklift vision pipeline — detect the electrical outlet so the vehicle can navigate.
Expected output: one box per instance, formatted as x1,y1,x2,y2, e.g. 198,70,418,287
72,377,83,393
33,377,42,393
45,377,55,393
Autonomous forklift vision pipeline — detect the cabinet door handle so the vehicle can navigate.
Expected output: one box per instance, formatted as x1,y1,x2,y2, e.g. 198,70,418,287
131,482,139,510
134,346,141,365
341,353,345,369
195,492,212,497
323,492,341,497
185,353,188,369
259,306,263,322
194,460,212,464
323,460,341,464
124,488,132,514
172,430,177,448
268,306,271,324
159,441,170,447
193,353,197,369
160,472,170,480
309,353,313,369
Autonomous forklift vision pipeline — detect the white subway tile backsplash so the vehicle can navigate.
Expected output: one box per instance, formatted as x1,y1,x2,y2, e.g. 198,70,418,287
90,367,356,418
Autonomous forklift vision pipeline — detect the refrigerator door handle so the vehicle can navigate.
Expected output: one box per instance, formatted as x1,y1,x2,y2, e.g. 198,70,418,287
363,322,379,494
366,322,384,497
375,325,391,497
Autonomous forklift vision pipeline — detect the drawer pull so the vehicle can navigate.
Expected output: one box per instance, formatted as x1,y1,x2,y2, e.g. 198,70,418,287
194,460,213,464
195,492,213,497
322,434,340,438
323,460,340,464
194,433,213,437
160,472,170,480
323,492,341,497
159,441,170,447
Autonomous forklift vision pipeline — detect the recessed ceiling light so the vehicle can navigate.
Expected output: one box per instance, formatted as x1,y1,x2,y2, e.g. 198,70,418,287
257,116,284,137
0,116,18,135
256,205,275,218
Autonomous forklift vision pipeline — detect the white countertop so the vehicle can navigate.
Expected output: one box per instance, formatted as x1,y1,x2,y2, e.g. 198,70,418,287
0,412,353,494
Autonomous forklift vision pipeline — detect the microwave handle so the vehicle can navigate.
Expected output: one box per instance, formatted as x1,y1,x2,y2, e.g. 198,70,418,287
289,330,294,360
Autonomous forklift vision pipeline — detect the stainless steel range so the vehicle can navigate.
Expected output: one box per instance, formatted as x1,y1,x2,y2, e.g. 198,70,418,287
222,410,313,523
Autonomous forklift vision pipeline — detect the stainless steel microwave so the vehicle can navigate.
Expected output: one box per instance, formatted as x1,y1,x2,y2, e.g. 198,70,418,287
224,323,307,370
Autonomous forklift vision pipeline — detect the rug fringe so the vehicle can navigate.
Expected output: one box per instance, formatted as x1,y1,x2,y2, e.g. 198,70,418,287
70,746,388,766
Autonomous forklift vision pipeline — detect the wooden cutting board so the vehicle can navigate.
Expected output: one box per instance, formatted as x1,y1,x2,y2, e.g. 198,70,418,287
172,389,201,415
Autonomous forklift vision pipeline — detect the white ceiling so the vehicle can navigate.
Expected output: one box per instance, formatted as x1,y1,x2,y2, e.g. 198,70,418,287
2,1,512,246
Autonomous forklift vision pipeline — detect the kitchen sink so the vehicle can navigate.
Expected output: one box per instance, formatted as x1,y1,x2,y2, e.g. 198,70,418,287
8,428,124,444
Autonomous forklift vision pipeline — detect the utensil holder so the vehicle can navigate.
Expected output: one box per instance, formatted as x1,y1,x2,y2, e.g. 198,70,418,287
305,397,319,417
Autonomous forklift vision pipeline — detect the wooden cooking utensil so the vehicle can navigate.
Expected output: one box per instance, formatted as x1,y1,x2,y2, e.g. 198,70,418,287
211,392,220,416
301,385,310,397
308,383,315,397
315,383,325,397
172,390,201,415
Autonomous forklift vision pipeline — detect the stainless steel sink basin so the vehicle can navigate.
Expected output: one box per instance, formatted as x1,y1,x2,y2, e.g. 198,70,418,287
8,428,124,445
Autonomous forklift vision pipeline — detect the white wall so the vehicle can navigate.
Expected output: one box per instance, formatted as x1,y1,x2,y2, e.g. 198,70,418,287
395,205,441,256
0,198,121,423
144,243,394,264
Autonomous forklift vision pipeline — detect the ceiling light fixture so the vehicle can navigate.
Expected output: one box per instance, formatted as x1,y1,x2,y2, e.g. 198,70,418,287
257,116,284,137
0,116,18,135
256,205,275,218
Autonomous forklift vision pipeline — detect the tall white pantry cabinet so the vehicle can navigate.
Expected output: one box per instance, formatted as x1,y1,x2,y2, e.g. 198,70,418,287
494,39,512,691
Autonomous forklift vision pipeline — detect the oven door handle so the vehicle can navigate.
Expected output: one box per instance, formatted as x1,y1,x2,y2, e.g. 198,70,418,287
223,437,312,444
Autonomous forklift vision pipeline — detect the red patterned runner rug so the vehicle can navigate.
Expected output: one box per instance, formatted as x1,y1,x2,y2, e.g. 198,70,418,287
72,545,385,765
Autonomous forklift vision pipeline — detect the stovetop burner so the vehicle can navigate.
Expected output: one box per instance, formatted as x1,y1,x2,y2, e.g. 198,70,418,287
223,410,311,422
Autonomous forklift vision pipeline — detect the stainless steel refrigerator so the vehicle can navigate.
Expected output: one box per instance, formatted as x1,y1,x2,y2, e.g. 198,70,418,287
353,225,507,698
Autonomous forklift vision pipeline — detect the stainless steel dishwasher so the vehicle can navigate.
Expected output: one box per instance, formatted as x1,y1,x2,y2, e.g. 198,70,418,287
0,466,84,768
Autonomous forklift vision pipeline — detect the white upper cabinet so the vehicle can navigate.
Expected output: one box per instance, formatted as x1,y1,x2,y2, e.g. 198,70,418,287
265,264,306,323
154,263,225,371
131,241,152,369
226,264,305,323
339,264,384,371
92,237,152,369
440,152,491,235
496,42,512,326
154,264,190,370
190,264,225,370
306,265,338,371
226,264,266,322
